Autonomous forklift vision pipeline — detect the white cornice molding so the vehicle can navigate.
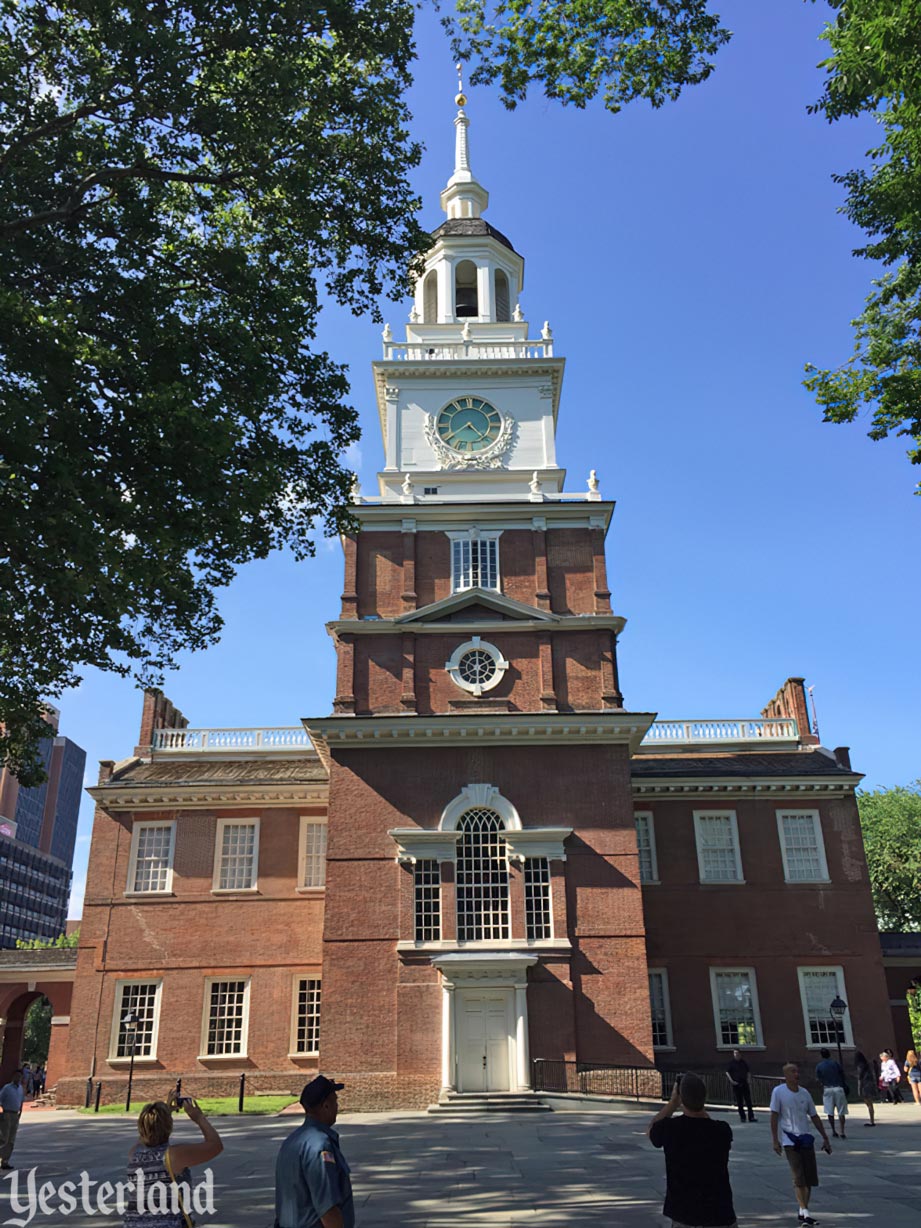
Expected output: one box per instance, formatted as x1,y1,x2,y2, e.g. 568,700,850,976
303,712,656,770
389,829,460,862
87,783,328,812
327,614,626,637
349,499,614,534
631,776,858,798
505,827,572,861
396,587,556,625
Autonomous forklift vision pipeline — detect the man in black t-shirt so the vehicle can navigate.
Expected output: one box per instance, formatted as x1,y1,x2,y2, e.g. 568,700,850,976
726,1049,756,1123
649,1073,737,1228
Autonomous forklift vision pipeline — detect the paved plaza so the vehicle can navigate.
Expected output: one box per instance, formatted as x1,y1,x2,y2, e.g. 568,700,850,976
0,1099,919,1226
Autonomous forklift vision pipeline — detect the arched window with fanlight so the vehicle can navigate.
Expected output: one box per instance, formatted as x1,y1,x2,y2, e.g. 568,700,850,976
456,808,509,940
454,260,479,318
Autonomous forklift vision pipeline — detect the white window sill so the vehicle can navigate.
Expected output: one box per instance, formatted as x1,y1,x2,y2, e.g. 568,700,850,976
197,1052,249,1062
211,887,259,895
784,879,832,886
640,879,661,887
699,880,747,887
653,1045,676,1052
288,1052,319,1060
107,1056,159,1066
124,891,175,898
805,1043,855,1050
716,1044,765,1051
397,938,571,953
295,886,326,896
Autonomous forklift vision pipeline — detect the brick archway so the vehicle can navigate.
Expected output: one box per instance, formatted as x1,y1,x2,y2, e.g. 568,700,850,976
0,950,76,1090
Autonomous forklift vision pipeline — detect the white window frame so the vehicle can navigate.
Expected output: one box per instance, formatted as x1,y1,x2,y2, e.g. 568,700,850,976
289,974,322,1058
212,817,260,893
709,967,764,1050
446,529,502,593
108,979,163,1062
445,636,509,697
648,968,674,1050
125,820,176,895
797,966,854,1049
297,817,328,892
635,811,659,884
199,976,252,1059
776,809,830,883
694,810,744,884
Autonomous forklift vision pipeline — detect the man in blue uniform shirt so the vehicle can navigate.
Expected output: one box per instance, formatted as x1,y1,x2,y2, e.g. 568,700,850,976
275,1075,353,1228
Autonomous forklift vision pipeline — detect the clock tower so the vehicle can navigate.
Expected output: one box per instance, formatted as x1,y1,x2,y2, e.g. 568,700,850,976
305,80,656,1109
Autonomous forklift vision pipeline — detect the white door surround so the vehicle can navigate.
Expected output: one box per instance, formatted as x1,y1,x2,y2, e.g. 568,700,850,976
432,951,536,1094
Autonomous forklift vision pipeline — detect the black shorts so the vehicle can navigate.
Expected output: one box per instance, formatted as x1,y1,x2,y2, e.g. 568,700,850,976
783,1144,818,1189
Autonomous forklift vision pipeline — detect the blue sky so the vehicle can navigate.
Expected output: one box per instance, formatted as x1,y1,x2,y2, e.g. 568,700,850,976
60,2,920,917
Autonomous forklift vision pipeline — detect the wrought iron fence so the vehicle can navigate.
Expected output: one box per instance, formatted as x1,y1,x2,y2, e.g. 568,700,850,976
532,1060,785,1108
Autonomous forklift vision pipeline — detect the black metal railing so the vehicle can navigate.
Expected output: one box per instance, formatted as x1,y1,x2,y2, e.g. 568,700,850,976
532,1059,785,1107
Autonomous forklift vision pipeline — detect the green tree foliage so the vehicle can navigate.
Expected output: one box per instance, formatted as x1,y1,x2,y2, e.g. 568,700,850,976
1,2,730,784
22,996,52,1066
15,929,79,949
805,1,921,490
445,1,729,112
857,781,921,931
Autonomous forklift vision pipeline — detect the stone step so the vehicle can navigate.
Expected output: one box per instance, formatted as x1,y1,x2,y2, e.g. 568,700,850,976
427,1092,551,1114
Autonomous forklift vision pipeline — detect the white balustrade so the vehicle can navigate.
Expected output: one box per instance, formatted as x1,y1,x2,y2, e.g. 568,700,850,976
151,727,311,753
642,718,798,745
383,339,553,361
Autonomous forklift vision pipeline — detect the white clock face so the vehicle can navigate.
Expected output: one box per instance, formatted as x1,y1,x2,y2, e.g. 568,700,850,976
436,397,503,454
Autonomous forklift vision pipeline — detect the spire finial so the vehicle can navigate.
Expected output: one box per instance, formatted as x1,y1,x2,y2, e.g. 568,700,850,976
440,59,488,218
455,62,466,107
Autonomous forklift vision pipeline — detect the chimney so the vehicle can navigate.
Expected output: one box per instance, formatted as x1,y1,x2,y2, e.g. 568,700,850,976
136,689,188,755
98,759,116,785
833,746,851,770
760,676,819,746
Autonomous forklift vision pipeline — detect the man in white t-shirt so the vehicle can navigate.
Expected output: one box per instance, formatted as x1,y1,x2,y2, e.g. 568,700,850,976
770,1063,832,1226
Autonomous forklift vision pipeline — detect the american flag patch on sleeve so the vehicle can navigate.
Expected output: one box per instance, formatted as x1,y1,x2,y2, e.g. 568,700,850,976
321,1151,336,1163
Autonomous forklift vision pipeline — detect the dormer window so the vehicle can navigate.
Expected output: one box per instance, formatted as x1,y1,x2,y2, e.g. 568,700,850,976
455,260,478,318
448,530,501,592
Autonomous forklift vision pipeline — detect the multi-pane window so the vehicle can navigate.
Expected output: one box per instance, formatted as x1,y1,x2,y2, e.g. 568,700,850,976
778,811,828,883
694,812,743,883
524,857,552,940
635,813,658,883
798,968,851,1046
414,860,442,941
456,808,509,941
451,535,499,592
215,821,258,891
711,970,760,1046
113,982,160,1058
293,977,321,1055
129,823,174,893
204,979,249,1056
648,970,672,1048
300,821,327,889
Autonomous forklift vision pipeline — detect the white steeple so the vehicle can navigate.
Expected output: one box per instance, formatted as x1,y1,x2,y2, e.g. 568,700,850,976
440,65,489,221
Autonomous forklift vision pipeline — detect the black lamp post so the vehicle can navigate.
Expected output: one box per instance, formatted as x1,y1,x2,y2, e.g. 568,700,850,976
123,1009,139,1112
829,995,848,1070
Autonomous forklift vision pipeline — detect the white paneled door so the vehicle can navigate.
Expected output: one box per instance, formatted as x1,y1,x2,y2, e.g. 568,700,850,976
458,990,511,1091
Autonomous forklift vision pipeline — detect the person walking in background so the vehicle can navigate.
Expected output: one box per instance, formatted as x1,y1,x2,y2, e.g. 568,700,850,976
904,1050,921,1105
770,1063,832,1227
648,1073,737,1228
879,1050,902,1103
726,1049,756,1124
123,1095,223,1227
814,1047,848,1139
275,1076,353,1228
854,1052,877,1126
0,1069,25,1171
34,1066,46,1097
19,1064,32,1099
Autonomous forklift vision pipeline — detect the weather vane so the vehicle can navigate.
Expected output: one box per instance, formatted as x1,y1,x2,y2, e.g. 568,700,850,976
456,62,466,107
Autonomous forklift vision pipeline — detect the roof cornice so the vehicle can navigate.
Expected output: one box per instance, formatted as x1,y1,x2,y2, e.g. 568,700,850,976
327,614,625,638
87,781,328,812
372,356,565,428
302,711,655,771
631,775,860,798
348,500,615,534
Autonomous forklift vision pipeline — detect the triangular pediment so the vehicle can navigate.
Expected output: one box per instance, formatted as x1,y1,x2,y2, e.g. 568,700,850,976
396,588,557,625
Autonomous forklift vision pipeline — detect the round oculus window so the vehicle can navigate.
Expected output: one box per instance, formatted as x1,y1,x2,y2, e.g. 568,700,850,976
457,648,498,689
445,636,509,697
436,397,503,455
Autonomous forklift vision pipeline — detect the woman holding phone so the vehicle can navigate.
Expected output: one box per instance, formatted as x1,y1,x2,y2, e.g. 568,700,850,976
123,1094,222,1227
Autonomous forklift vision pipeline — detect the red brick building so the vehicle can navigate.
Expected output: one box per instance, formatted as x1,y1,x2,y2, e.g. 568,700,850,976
55,95,893,1109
